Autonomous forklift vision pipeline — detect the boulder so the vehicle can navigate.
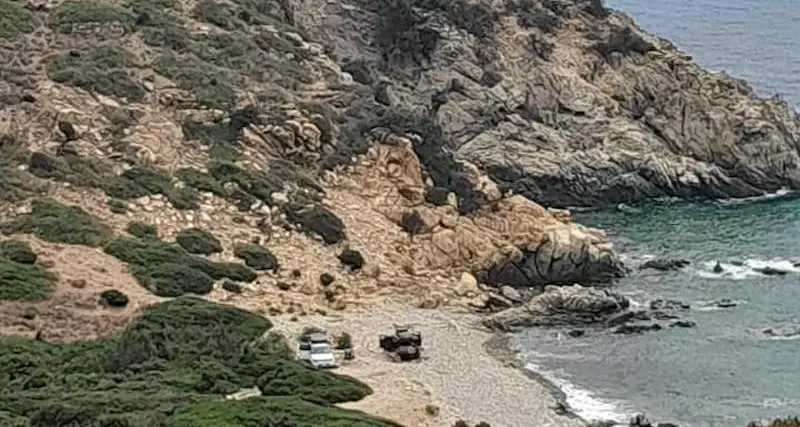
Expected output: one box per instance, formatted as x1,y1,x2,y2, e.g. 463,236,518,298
483,284,629,329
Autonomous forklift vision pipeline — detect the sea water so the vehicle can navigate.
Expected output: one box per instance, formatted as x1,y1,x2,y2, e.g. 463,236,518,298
518,1,800,424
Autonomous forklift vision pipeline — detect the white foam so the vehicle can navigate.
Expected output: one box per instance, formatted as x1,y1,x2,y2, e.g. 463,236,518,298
695,258,800,280
524,362,631,424
714,187,794,205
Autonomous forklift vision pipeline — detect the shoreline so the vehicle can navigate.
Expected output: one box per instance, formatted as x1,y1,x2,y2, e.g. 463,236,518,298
270,305,586,427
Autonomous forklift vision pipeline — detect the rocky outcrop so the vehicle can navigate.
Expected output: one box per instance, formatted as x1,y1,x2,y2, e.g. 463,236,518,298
295,0,800,208
483,284,629,329
332,130,626,287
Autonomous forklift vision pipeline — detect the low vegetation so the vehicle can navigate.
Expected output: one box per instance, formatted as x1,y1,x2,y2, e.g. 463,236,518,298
46,45,145,102
0,0,36,39
0,137,44,202
175,227,222,255
27,153,199,210
126,221,158,240
0,198,112,247
104,237,255,297
0,240,37,264
233,243,278,271
0,297,398,426
0,260,51,301
0,239,51,302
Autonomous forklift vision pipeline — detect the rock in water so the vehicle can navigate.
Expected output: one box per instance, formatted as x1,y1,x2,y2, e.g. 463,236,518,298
483,285,629,329
713,262,724,273
639,259,690,271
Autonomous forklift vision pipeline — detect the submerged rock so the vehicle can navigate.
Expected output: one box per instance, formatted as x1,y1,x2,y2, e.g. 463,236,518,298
483,284,629,330
752,266,789,276
639,259,690,271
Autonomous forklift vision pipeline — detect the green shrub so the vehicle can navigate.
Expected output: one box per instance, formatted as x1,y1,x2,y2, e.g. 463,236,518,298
233,243,278,271
103,237,256,296
126,221,157,240
192,0,238,29
107,198,127,214
172,396,400,427
28,152,114,189
0,297,394,426
152,53,236,110
165,186,200,210
53,0,136,34
0,198,112,246
106,166,173,199
175,228,222,255
0,259,51,301
0,138,46,202
335,332,352,350
0,240,37,264
176,167,226,196
46,45,145,102
0,0,36,39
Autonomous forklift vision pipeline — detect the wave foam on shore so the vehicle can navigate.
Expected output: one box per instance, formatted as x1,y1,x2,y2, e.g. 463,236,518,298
523,361,632,424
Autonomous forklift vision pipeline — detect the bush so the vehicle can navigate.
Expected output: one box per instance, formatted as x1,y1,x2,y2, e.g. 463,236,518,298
192,0,239,29
0,297,394,426
46,46,145,102
52,0,136,34
284,203,346,245
233,243,278,271
338,249,364,271
107,198,127,214
127,221,158,240
335,332,352,350
0,259,51,301
221,279,242,293
0,0,36,38
28,152,114,189
0,198,112,246
152,53,236,110
103,237,256,297
0,240,37,264
176,228,222,255
99,289,129,307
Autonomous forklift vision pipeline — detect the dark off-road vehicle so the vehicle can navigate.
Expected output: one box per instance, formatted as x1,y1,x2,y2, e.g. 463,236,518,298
379,325,422,362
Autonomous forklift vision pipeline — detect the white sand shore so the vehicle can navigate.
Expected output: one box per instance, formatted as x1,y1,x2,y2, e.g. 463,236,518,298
271,305,584,427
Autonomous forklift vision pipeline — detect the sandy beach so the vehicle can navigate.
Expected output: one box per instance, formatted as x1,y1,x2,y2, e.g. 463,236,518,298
271,305,584,427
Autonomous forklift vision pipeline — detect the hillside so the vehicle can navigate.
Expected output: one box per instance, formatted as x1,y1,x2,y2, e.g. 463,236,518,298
0,0,798,425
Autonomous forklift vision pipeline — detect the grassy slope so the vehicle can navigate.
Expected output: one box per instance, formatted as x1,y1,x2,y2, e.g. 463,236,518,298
0,296,402,427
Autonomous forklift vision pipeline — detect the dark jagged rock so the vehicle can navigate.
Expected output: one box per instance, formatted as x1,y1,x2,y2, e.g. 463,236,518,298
712,262,724,273
715,298,738,308
639,259,690,271
670,320,696,328
614,323,662,334
284,203,346,245
338,249,365,271
567,329,585,338
650,299,690,311
477,245,626,288
401,211,426,235
425,186,450,205
753,266,789,276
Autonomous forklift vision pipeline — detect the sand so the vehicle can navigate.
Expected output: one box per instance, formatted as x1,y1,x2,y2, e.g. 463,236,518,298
271,305,585,427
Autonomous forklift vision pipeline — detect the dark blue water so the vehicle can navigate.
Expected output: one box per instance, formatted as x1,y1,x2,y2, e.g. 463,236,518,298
607,0,800,112
518,2,800,425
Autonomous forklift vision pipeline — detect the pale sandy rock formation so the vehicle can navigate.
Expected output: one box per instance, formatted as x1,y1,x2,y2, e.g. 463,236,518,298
331,129,625,287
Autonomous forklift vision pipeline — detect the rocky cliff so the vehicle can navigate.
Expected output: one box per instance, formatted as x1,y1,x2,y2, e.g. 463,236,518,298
295,0,800,208
1,0,796,338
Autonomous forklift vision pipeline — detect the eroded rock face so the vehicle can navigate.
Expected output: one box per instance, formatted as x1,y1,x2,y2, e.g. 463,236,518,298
339,130,626,287
297,0,800,208
483,284,630,330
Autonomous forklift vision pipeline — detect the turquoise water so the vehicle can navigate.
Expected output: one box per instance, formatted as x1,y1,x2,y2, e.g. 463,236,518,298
520,197,800,426
518,2,800,425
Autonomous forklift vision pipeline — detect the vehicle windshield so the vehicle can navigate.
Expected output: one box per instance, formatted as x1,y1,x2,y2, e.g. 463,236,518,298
310,344,332,354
